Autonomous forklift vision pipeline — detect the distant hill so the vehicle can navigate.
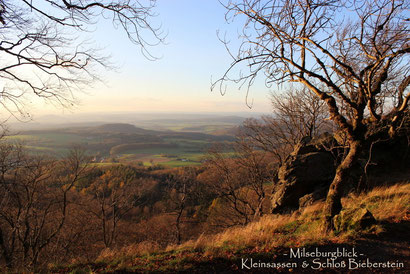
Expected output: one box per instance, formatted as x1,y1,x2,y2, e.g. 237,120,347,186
147,115,246,124
92,123,150,134
21,123,155,136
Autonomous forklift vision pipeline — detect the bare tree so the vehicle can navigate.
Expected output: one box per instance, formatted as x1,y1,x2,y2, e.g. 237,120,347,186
270,88,331,138
234,138,273,219
83,165,142,248
240,87,330,165
214,0,409,230
0,0,162,118
0,144,89,268
167,167,199,245
203,143,273,227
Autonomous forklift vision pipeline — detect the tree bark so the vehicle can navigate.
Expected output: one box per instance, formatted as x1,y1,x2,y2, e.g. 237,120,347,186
0,228,12,268
323,140,362,231
175,206,184,245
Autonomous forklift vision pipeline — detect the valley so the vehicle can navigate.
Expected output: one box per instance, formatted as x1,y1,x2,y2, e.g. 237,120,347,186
6,117,241,167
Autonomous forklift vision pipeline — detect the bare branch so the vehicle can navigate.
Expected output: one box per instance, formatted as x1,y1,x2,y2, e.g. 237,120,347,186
0,0,163,118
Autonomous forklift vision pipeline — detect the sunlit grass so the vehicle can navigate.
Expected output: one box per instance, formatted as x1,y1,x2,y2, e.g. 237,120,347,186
342,183,410,223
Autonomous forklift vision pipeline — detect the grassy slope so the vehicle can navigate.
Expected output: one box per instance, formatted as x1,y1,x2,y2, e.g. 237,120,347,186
52,181,410,273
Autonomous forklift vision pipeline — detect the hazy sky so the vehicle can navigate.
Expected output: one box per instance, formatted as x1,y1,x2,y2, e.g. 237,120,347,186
30,0,274,117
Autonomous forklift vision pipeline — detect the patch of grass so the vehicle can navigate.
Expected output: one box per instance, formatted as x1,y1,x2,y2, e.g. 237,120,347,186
343,183,410,223
115,148,207,167
89,162,122,167
164,137,209,145
162,160,202,167
4,135,39,141
28,133,85,145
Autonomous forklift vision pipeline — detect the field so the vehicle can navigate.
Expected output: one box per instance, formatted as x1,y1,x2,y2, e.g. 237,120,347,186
5,122,237,167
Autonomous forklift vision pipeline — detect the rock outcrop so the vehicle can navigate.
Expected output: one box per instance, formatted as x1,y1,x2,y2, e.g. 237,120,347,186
271,133,337,213
270,127,409,214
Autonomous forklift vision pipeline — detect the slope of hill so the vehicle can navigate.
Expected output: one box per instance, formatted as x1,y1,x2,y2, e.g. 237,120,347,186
53,178,410,273
90,123,151,134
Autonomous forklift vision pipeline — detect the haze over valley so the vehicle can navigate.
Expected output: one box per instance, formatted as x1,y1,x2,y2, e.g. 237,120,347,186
5,112,255,167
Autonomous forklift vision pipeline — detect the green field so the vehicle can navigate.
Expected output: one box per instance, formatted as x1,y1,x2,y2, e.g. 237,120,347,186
115,146,206,167
136,121,239,134
6,133,86,146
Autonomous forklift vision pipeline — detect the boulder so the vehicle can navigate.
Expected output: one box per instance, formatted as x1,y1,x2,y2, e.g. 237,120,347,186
298,185,329,208
333,207,377,232
271,136,336,213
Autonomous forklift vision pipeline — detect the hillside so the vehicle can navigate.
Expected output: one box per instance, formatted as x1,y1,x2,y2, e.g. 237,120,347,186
52,176,410,273
89,123,152,134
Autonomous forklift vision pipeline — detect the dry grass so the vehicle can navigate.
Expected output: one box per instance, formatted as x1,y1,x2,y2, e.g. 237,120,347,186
97,241,161,262
174,182,410,255
343,183,410,222
176,202,331,255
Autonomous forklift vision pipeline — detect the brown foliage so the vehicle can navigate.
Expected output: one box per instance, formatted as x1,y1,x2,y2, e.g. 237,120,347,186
0,144,89,268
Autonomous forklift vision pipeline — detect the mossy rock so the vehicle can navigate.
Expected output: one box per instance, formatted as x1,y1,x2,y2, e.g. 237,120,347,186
333,207,377,232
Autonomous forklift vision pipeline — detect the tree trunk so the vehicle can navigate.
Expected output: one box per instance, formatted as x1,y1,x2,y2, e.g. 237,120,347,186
253,193,265,220
323,140,362,231
175,203,185,245
0,228,12,268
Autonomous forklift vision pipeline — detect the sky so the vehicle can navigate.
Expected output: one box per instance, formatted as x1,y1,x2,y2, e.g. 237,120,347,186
28,0,274,118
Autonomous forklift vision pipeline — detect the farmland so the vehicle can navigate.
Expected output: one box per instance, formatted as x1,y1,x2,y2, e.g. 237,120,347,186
5,122,238,167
